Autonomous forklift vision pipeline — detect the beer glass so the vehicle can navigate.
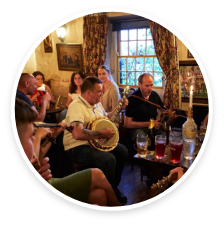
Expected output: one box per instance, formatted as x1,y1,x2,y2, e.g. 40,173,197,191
198,122,207,143
155,135,166,159
170,136,183,163
136,134,148,158
200,121,207,135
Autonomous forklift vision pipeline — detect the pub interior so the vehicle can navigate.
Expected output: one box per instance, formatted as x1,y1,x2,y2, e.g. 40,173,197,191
16,12,209,206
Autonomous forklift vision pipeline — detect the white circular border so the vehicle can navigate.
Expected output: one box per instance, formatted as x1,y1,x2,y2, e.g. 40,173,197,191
11,7,212,212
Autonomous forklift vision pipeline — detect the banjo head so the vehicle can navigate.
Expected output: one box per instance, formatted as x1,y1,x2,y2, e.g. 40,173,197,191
87,116,119,152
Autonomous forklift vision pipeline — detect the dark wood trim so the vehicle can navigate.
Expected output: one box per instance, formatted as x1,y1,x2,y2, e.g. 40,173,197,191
182,97,208,104
179,60,197,66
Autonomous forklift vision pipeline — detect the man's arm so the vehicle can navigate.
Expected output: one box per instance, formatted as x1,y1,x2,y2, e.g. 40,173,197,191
124,116,150,128
31,101,47,122
38,123,67,161
124,116,162,129
71,122,115,140
33,127,52,160
32,92,51,122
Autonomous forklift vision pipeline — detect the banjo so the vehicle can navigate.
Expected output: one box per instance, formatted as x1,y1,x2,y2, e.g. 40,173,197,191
87,86,130,152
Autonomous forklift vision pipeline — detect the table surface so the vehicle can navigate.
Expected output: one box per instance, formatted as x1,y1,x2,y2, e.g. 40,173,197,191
133,142,202,170
46,106,64,114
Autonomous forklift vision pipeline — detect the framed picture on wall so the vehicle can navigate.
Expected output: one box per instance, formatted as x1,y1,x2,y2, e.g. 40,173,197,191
179,60,207,98
44,34,53,53
56,44,83,71
187,50,194,58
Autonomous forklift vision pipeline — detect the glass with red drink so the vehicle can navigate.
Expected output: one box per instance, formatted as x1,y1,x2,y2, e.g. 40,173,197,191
170,136,183,163
155,135,166,159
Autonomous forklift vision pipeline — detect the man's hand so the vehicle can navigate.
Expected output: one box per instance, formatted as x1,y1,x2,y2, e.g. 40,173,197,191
100,128,115,139
120,98,128,111
52,122,68,138
42,92,51,103
154,118,162,129
169,167,184,184
30,92,40,103
31,157,52,181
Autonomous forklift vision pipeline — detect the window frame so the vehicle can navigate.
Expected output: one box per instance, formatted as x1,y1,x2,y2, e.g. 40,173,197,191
116,29,163,89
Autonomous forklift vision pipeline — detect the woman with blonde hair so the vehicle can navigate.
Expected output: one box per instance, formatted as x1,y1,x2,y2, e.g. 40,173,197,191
97,65,120,112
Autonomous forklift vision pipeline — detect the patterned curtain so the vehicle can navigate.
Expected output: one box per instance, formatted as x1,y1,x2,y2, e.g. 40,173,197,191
83,14,107,76
149,21,180,109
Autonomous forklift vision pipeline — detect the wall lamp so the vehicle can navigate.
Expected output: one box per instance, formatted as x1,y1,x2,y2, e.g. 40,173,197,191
56,24,66,42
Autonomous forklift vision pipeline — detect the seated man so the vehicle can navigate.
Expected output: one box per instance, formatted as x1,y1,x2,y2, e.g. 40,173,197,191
16,73,51,122
63,77,128,204
15,98,122,206
124,73,165,141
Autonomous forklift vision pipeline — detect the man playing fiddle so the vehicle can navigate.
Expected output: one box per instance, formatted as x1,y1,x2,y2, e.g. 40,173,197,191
124,73,165,141
63,76,128,204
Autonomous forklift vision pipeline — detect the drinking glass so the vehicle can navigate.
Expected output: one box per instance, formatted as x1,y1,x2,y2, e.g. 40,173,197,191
200,122,207,135
136,134,148,158
198,122,207,144
183,136,196,160
155,135,166,159
170,136,183,163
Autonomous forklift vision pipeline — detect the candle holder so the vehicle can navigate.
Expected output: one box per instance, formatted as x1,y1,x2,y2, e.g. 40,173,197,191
55,95,61,109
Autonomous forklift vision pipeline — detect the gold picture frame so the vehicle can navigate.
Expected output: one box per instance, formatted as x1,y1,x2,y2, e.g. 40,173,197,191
44,34,53,53
56,44,83,71
187,50,194,58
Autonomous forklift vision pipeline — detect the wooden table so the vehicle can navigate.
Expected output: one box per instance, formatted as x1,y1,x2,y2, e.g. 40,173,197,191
133,143,201,184
44,106,64,123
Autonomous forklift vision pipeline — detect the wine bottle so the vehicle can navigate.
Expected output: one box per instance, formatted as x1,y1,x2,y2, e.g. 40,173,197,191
148,118,155,150
182,107,197,160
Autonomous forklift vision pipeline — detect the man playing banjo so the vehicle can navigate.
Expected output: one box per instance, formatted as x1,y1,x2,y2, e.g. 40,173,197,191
63,76,128,204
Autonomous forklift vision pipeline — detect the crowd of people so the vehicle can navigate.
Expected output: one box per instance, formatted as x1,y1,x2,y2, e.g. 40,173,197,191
15,67,186,207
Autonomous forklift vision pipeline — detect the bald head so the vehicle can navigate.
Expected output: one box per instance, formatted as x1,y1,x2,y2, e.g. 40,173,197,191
17,73,37,95
18,73,33,86
138,73,153,84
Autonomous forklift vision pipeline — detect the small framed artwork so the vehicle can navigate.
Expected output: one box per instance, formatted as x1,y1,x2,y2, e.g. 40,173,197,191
179,60,207,98
44,34,53,53
187,50,194,58
56,44,83,71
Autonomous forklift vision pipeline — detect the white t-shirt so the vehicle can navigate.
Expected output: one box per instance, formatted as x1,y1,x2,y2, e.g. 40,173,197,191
63,95,107,150
68,93,79,101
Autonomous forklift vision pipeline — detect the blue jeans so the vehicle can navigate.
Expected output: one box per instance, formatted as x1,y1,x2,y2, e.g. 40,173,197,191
67,143,128,187
130,128,162,142
59,109,68,122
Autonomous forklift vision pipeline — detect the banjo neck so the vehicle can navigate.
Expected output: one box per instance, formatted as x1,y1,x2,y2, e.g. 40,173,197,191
110,86,130,123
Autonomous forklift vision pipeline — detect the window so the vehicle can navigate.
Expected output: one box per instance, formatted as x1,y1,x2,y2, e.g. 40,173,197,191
117,28,163,88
